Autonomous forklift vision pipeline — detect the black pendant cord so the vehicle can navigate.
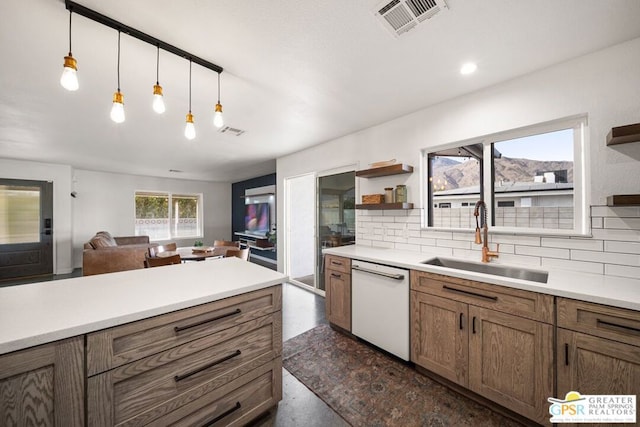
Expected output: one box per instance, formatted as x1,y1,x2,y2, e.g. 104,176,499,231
68,10,73,55
217,72,221,103
156,45,160,86
116,30,121,92
188,60,192,113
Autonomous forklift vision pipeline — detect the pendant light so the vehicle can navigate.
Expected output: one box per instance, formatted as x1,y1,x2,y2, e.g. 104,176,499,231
60,10,79,91
110,30,125,123
184,60,196,140
152,46,166,114
213,72,224,128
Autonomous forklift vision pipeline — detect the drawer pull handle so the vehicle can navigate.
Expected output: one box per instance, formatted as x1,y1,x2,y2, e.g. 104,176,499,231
352,265,405,280
564,343,569,366
331,273,342,278
596,319,640,336
174,308,242,333
174,350,242,382
472,316,477,334
459,313,463,330
202,401,241,427
331,260,343,266
442,285,498,302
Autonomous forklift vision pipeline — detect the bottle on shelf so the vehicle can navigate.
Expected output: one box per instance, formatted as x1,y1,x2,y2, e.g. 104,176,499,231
395,185,407,203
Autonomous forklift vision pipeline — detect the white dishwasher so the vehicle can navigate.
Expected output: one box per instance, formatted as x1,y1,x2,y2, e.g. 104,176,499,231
351,260,410,361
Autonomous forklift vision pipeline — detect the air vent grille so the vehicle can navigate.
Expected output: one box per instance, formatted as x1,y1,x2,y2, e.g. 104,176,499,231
374,0,447,37
218,126,246,136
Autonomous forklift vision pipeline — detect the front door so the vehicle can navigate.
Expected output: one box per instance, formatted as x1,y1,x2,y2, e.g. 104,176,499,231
0,179,54,280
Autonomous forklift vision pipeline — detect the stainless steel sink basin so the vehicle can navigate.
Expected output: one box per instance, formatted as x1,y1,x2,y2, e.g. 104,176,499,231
422,257,549,284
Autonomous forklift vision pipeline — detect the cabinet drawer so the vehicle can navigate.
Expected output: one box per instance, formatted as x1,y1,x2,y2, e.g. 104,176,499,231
88,313,281,426
148,358,282,427
557,298,640,347
411,270,553,323
87,286,281,375
324,255,351,274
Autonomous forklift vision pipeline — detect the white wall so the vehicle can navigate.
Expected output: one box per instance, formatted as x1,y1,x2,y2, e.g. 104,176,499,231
72,169,231,268
0,159,74,274
285,174,316,280
277,37,640,275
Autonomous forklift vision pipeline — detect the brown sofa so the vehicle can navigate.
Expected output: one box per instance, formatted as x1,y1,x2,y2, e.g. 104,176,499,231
82,231,157,276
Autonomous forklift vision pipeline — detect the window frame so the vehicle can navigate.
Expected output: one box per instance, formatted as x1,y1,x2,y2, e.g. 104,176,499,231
421,114,589,236
134,190,204,241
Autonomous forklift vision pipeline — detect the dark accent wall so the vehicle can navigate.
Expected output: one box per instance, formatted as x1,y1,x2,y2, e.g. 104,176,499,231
231,173,276,261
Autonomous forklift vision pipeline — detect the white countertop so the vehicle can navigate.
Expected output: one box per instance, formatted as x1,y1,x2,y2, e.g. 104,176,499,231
324,245,640,312
0,257,288,355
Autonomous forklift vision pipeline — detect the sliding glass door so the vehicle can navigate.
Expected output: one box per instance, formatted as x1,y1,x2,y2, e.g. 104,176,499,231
316,171,356,291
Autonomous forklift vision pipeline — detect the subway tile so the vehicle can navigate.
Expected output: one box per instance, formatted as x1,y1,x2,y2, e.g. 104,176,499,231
357,215,373,222
372,240,394,249
384,235,408,244
452,248,476,259
494,253,542,268
591,217,603,229
408,209,422,217
516,245,570,259
359,233,377,241
571,250,640,266
395,243,421,252
356,239,372,246
408,237,436,246
407,223,422,230
541,237,604,251
408,230,422,238
452,231,475,241
374,228,384,235
436,239,471,250
592,227,640,242
394,215,421,224
542,258,604,275
384,210,407,216
591,206,640,218
491,234,541,246
421,230,453,240
604,264,640,279
383,222,406,230
604,217,640,230
604,240,640,254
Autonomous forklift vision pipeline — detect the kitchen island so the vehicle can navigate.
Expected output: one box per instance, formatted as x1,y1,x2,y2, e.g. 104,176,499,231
0,257,288,426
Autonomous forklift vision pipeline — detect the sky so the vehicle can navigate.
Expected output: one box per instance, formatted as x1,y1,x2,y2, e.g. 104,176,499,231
494,128,574,161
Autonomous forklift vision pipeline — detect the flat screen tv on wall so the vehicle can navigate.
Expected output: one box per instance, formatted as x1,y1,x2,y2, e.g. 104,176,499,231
245,203,270,235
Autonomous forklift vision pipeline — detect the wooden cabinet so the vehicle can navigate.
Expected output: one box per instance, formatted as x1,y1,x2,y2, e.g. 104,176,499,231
557,297,640,416
324,255,351,331
411,270,553,424
0,336,84,427
87,286,282,426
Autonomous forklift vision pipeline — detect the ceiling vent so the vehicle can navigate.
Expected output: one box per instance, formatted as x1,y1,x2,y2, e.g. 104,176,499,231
218,126,245,136
374,0,448,37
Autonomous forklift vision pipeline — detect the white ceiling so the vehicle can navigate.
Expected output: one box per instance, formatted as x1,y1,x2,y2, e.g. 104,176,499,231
1,0,640,182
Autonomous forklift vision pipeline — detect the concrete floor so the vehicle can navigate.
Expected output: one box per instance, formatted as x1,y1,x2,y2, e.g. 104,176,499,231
251,282,348,426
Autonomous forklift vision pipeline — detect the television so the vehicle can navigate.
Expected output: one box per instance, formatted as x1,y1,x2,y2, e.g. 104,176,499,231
245,203,270,235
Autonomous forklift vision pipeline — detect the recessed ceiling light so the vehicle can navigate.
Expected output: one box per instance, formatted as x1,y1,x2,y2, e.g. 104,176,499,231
460,62,477,75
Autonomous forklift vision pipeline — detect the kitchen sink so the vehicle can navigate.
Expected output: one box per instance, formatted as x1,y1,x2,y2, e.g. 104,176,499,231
421,257,549,284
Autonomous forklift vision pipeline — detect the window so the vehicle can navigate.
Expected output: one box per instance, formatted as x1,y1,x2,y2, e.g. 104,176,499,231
423,115,588,235
135,191,203,241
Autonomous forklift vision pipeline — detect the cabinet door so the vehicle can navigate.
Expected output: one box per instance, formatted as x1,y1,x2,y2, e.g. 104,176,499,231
411,291,468,386
0,336,84,427
468,306,553,425
558,327,640,400
325,269,351,331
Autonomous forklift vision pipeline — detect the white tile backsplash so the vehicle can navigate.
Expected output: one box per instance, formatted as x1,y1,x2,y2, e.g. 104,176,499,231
359,205,640,279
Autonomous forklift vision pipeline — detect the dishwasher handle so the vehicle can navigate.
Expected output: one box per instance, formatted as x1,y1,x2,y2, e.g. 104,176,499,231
352,265,405,280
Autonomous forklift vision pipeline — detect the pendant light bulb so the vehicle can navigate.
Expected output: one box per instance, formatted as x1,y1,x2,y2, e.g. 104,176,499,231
60,11,78,91
152,84,165,114
213,102,224,128
60,55,79,91
184,112,196,140
110,91,125,123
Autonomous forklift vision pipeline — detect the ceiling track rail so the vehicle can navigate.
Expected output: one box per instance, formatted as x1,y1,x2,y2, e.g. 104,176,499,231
64,0,223,74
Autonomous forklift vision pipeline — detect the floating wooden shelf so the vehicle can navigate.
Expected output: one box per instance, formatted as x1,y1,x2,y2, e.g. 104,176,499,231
355,202,414,210
606,194,640,206
356,163,413,178
606,123,640,146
